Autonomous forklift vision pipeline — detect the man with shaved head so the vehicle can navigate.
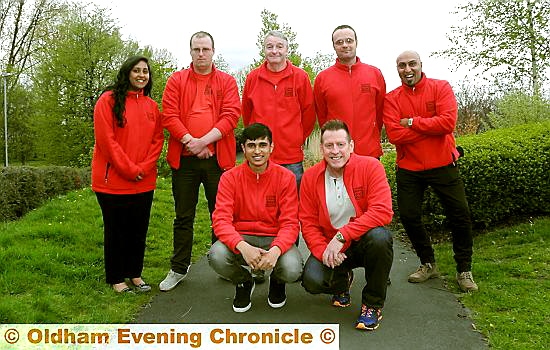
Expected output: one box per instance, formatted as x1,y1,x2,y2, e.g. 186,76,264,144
383,50,478,292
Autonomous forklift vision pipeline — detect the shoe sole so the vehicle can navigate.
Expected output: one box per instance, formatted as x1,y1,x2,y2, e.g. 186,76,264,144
233,283,255,313
268,298,286,308
408,273,441,283
159,275,187,292
355,315,383,331
332,300,351,307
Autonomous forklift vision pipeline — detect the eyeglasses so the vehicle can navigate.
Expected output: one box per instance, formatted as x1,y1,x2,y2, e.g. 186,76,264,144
333,38,355,46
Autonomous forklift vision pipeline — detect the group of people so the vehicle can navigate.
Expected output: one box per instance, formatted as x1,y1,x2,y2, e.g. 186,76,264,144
90,25,478,332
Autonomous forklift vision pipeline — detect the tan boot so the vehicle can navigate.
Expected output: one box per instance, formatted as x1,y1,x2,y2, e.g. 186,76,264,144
408,263,440,283
456,271,479,292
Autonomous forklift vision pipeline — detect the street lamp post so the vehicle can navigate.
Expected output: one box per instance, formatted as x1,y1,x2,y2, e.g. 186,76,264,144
1,72,12,167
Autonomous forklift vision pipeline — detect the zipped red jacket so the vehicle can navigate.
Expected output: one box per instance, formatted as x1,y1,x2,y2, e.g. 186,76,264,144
91,90,164,194
314,57,386,158
162,63,241,171
383,73,460,171
299,154,393,261
212,161,299,255
242,60,315,164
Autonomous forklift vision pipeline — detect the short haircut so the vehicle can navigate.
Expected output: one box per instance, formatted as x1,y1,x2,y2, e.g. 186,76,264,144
332,25,357,42
320,119,351,141
239,123,272,145
190,31,214,49
264,30,288,47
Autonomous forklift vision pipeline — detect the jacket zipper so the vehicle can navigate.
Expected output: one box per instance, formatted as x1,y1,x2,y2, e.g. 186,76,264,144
104,163,111,183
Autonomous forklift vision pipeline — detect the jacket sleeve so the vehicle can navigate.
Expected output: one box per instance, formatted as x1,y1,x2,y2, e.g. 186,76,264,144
212,171,243,253
162,72,190,141
313,75,328,129
383,93,427,145
411,81,457,136
137,101,165,175
270,173,299,254
339,160,393,241
299,73,316,143
93,93,140,180
299,170,328,261
214,74,240,136
375,70,386,133
241,73,253,126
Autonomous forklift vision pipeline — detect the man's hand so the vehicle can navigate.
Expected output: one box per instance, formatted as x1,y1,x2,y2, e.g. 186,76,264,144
322,237,347,268
257,246,282,270
400,118,411,128
236,241,268,270
186,137,209,155
196,148,213,159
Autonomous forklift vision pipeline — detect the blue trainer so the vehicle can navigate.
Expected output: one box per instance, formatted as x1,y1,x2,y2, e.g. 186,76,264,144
355,305,383,330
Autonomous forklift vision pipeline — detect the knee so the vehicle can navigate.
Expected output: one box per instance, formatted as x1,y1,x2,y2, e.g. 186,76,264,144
274,248,303,283
301,270,324,295
364,227,393,248
207,241,232,270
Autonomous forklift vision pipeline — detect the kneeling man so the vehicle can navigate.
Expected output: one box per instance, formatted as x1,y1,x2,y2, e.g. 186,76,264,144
208,123,303,312
300,119,393,330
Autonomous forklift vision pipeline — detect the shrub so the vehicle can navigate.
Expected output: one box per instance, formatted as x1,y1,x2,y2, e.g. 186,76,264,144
381,121,550,230
0,166,90,222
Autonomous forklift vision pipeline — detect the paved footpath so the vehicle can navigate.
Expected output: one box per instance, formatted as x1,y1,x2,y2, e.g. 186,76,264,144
136,238,487,349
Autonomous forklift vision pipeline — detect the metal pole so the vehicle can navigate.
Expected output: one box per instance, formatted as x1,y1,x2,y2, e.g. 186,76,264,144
3,75,7,167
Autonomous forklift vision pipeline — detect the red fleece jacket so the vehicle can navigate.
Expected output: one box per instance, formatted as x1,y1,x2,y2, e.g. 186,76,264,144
212,162,299,255
299,154,393,261
383,73,460,171
314,57,386,158
162,63,241,171
91,90,164,194
242,60,315,164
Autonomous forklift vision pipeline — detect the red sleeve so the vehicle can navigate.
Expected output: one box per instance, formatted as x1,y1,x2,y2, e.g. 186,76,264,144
313,74,328,129
383,93,427,145
412,81,457,135
270,172,299,254
161,72,189,141
299,169,328,261
339,160,393,241
241,73,253,126
212,171,243,253
298,73,316,143
213,74,241,136
137,101,164,175
93,93,140,180
375,70,386,133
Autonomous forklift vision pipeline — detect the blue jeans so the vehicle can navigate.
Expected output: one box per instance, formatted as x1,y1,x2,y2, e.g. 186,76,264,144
301,227,393,308
280,162,303,192
208,235,303,284
170,156,222,274
396,164,473,272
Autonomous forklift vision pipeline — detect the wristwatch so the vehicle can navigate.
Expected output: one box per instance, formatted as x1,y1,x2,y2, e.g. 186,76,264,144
335,232,346,243
407,118,413,127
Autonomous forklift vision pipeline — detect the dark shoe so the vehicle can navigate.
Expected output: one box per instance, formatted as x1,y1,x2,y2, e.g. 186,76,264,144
331,270,354,307
233,280,255,313
267,277,286,308
132,282,151,293
113,284,134,294
355,305,383,330
251,269,266,284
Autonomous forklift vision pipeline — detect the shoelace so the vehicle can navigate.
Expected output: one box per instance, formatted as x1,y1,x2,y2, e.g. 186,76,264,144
459,272,475,281
360,305,375,317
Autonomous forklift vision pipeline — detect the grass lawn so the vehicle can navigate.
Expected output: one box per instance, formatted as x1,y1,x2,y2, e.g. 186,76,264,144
0,178,548,349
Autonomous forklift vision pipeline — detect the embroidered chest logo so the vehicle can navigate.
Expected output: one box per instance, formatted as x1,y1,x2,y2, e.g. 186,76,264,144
204,85,212,96
361,84,371,93
265,195,276,208
426,101,436,113
216,89,223,100
284,87,294,97
353,187,364,200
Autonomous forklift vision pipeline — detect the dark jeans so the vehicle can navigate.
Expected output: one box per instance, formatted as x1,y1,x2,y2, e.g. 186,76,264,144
280,161,304,193
396,164,473,272
170,156,222,274
301,227,393,308
96,191,154,285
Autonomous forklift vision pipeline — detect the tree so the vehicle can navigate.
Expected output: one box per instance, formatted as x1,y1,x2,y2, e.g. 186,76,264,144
455,80,496,135
302,51,334,84
213,54,231,74
433,0,550,95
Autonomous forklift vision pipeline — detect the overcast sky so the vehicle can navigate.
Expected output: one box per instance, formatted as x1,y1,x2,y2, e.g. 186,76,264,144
89,0,471,91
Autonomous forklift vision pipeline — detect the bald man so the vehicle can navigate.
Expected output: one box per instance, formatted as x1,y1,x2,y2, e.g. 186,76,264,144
383,51,478,293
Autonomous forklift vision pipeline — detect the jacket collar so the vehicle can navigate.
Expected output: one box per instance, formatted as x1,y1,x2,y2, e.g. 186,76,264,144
401,72,427,92
334,56,362,71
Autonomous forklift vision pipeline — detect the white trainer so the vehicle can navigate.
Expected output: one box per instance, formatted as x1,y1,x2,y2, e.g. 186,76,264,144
159,268,188,291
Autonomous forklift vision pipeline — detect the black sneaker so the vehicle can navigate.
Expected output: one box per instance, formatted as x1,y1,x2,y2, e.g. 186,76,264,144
233,280,255,313
268,277,286,308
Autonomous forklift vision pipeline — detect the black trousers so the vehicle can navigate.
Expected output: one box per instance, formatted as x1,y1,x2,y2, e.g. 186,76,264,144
301,227,393,308
396,164,473,272
96,191,154,284
170,156,222,274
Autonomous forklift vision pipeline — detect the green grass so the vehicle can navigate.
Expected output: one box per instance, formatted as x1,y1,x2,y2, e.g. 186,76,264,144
434,217,550,350
0,177,211,323
1,179,548,350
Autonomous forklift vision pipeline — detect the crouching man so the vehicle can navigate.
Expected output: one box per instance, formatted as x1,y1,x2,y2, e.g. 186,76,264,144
208,123,303,312
300,119,394,330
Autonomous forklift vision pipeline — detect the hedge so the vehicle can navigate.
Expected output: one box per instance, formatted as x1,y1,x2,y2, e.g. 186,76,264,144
0,166,90,222
381,121,550,230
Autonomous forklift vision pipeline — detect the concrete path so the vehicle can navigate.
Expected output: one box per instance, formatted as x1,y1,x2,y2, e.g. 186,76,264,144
136,239,487,349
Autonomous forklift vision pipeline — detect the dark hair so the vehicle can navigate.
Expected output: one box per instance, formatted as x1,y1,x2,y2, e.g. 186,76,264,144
239,123,272,145
332,25,357,42
190,31,215,49
105,55,153,127
320,119,351,141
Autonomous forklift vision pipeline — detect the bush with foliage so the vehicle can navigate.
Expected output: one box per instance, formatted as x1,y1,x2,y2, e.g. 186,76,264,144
0,166,90,222
489,91,550,129
381,121,550,230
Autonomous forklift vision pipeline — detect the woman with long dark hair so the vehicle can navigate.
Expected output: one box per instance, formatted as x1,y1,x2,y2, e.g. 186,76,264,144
91,55,164,293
